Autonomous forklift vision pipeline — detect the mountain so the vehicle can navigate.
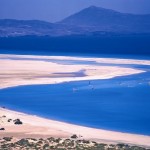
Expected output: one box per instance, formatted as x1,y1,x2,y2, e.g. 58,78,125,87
60,6,150,33
0,19,64,37
0,6,150,37
0,19,89,37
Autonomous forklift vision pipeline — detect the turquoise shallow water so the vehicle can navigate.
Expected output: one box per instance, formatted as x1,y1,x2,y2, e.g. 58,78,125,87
0,52,150,135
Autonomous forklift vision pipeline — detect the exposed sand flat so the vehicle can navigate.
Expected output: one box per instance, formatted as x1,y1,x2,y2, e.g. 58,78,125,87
0,108,150,147
0,54,145,89
1,54,150,65
0,54,150,147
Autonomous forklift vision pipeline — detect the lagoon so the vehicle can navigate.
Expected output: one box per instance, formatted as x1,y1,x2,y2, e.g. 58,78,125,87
0,62,150,136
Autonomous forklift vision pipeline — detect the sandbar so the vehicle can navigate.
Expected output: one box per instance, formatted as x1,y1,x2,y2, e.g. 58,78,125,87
0,54,146,89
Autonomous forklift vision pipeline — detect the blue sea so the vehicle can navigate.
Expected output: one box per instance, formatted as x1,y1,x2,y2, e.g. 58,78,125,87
0,52,150,136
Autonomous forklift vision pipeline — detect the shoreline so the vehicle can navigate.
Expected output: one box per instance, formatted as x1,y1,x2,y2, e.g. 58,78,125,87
0,54,146,89
1,54,150,147
0,107,150,147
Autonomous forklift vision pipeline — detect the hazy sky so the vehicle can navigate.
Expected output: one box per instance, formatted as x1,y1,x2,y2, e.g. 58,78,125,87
0,0,150,22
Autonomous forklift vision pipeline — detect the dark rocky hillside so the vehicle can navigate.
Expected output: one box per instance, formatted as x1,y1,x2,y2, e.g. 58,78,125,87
60,6,150,33
0,6,150,37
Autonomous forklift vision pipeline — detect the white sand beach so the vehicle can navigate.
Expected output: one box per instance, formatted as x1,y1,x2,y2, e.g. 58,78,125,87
0,54,146,89
0,108,150,147
0,54,150,147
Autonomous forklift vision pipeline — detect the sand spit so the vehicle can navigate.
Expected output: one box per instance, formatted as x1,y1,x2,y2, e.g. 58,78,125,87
0,54,145,89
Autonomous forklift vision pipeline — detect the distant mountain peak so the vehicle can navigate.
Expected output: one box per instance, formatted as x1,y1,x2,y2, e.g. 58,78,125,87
59,6,150,33
0,6,150,37
84,5,118,12
60,6,123,26
82,5,122,16
86,5,101,10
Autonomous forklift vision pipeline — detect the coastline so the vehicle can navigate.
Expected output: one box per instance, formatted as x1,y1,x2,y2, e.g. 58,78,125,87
0,54,150,147
0,107,150,147
0,54,145,89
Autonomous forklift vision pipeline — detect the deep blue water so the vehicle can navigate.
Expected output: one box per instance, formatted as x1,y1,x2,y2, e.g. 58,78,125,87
0,53,150,135
0,70,150,135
